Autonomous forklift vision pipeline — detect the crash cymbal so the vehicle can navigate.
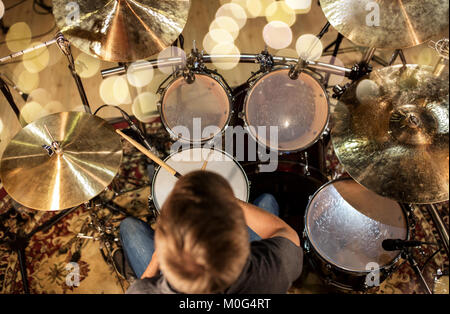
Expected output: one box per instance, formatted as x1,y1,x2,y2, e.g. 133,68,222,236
52,0,191,62
0,112,123,211
332,64,449,204
320,0,449,49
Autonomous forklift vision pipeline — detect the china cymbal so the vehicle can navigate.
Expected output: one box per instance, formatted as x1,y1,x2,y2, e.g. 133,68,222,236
52,0,191,62
320,0,449,49
0,112,123,211
332,64,449,204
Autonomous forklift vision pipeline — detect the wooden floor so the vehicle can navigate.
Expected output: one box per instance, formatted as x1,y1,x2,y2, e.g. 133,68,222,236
0,0,445,156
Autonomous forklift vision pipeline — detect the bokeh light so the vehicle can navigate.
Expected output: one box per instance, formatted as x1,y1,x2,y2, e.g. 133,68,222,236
265,1,296,27
75,53,101,78
157,46,187,75
247,0,274,17
296,34,323,61
100,76,131,106
0,1,5,20
211,44,241,70
28,88,51,105
113,76,132,105
318,56,346,86
263,21,293,50
0,118,4,134
203,29,234,54
356,79,380,104
127,60,155,88
14,65,39,93
132,92,160,123
22,42,50,73
21,101,49,124
6,22,32,52
216,3,248,29
285,0,312,13
210,16,240,40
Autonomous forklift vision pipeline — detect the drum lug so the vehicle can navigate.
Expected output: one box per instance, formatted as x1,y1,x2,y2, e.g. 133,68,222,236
238,111,245,120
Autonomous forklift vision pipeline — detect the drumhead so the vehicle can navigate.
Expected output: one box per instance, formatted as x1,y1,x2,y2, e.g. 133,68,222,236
305,179,408,273
160,74,231,143
244,68,329,152
152,148,249,210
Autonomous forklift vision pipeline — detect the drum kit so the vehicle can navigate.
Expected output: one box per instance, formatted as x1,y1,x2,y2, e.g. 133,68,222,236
0,0,448,294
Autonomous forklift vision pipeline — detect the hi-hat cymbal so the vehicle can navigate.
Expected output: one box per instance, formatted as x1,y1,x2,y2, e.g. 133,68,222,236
320,0,449,49
332,64,449,204
52,0,191,62
0,112,123,211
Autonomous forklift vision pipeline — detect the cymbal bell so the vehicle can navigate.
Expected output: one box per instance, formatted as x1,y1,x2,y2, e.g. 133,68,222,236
320,0,449,49
332,64,449,204
0,112,123,211
52,0,191,62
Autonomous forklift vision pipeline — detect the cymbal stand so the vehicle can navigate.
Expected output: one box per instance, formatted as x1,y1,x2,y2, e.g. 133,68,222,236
55,33,92,114
402,248,433,294
0,205,80,294
76,201,126,293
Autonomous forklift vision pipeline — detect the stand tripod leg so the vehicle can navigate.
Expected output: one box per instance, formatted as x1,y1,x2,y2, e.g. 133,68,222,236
17,246,30,294
405,250,432,294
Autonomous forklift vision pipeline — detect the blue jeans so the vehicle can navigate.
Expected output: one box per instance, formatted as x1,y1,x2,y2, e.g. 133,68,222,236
120,193,280,278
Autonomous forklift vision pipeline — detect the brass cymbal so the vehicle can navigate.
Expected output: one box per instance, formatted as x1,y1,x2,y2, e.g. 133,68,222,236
332,65,449,204
320,0,449,49
0,112,123,211
52,0,191,62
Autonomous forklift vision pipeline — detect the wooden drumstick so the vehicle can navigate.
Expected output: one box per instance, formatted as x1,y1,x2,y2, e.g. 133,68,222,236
116,129,182,179
201,150,214,170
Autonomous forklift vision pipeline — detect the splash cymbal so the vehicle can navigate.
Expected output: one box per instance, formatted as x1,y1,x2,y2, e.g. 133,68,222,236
320,0,449,49
332,64,449,204
53,0,191,62
0,112,123,211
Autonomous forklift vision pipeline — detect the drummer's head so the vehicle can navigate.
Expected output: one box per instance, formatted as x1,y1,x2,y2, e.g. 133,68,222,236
155,170,249,294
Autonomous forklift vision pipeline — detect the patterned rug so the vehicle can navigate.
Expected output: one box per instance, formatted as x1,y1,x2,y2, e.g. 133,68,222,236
0,121,448,294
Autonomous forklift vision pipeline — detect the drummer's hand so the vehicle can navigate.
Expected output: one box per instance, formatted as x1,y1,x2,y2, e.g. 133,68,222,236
141,250,159,279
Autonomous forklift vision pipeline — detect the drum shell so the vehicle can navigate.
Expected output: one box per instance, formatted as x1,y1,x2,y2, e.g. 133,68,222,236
302,178,412,291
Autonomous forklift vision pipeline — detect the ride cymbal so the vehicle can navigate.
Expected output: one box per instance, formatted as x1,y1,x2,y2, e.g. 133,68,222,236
0,112,123,211
320,0,449,49
53,0,191,62
332,65,449,204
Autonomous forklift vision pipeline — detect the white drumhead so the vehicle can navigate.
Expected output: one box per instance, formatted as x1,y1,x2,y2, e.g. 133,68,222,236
152,148,249,210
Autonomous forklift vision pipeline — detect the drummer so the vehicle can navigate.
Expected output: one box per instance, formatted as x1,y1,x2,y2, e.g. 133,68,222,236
119,170,303,294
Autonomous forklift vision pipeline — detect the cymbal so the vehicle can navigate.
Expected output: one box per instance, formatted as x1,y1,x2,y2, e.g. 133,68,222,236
0,112,123,211
320,0,449,49
52,0,191,62
332,65,449,204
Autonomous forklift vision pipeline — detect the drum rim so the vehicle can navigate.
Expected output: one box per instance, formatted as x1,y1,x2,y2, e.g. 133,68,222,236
151,147,250,211
158,72,234,144
242,67,330,154
303,177,410,274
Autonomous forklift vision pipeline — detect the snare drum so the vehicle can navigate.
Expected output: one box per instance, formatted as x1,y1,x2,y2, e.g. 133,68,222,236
151,148,249,211
243,68,329,152
158,73,233,143
303,178,410,291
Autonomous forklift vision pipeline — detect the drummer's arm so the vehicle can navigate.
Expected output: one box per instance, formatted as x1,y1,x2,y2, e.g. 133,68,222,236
141,250,159,279
236,200,300,246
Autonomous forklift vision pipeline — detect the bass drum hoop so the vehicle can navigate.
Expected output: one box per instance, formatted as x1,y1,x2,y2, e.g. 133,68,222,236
151,147,250,211
303,177,411,276
242,67,330,153
158,72,234,144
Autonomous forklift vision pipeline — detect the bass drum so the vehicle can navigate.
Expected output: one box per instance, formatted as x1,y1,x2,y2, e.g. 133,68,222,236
243,161,327,234
304,178,411,291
